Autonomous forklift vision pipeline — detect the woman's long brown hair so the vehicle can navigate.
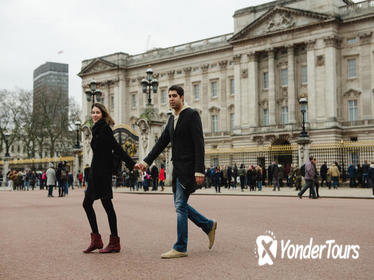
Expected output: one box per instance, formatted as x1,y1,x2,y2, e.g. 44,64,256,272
92,103,115,127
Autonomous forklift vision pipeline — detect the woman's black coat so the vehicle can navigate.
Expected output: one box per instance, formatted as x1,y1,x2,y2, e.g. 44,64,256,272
86,119,135,200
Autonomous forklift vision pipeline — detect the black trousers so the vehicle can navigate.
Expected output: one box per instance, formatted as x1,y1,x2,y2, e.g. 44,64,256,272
82,195,118,236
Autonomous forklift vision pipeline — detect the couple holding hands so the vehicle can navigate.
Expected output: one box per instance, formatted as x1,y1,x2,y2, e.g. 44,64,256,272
83,85,217,259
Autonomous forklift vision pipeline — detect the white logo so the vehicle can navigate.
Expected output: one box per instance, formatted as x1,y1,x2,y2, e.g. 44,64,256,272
254,231,360,266
255,231,277,266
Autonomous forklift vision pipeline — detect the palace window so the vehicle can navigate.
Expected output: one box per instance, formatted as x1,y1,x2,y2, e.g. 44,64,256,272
348,100,358,121
211,81,218,98
301,65,307,85
281,107,288,124
212,157,219,168
230,79,235,95
131,94,136,108
161,89,167,104
212,115,218,133
263,109,269,126
230,113,235,131
281,68,288,87
193,84,200,100
348,59,357,79
263,72,269,89
109,95,114,111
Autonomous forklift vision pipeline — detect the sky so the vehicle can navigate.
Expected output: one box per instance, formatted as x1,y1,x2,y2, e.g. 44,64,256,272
0,0,360,106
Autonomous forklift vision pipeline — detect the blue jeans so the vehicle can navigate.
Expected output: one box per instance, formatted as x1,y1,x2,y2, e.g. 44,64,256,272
63,182,68,195
173,178,213,253
257,181,262,191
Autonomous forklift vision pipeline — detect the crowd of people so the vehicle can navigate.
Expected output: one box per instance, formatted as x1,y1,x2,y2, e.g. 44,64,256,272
4,161,85,197
202,159,374,196
113,164,166,192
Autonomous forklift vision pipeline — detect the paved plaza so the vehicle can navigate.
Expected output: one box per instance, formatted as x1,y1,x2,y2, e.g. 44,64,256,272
0,188,373,280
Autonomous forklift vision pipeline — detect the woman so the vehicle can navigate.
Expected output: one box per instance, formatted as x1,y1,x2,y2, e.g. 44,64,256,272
83,103,135,254
159,164,165,191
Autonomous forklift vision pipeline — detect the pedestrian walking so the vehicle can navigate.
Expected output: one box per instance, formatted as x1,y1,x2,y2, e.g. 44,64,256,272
136,85,217,259
82,103,135,254
298,157,317,199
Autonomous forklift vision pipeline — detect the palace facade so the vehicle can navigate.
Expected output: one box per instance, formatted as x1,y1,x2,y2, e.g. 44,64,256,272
78,0,374,168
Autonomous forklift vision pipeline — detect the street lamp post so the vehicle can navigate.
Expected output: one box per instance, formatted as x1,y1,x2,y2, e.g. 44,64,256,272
4,132,10,157
2,132,11,188
85,80,103,104
299,97,308,138
297,97,310,167
141,68,159,105
74,120,81,149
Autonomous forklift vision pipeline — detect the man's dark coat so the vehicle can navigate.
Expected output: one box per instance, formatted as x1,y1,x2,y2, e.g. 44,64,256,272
144,107,204,194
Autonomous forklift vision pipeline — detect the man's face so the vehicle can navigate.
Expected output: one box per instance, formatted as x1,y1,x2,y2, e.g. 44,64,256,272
168,90,184,110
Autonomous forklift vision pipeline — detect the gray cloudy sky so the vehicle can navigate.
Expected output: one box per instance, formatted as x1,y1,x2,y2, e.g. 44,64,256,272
0,0,359,106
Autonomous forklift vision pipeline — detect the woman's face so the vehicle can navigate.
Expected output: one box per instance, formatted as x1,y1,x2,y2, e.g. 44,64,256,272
91,106,103,123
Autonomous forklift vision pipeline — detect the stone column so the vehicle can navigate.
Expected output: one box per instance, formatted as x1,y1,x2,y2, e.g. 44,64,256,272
219,60,228,131
306,40,316,123
268,49,276,126
183,67,192,105
113,82,120,123
358,32,373,120
200,64,209,132
118,74,127,124
82,84,91,122
233,54,242,134
324,36,339,124
1,158,10,189
287,45,296,124
297,141,311,167
247,52,259,128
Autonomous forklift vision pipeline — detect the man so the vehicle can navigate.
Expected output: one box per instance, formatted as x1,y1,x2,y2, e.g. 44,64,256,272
320,161,328,187
348,163,356,188
136,85,217,259
298,156,317,199
271,161,280,191
362,160,370,188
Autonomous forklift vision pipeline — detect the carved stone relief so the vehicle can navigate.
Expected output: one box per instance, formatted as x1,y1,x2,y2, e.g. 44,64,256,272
266,12,295,33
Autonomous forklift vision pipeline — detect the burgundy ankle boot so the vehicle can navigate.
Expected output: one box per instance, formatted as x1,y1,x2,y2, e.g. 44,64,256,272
99,235,120,253
83,233,103,253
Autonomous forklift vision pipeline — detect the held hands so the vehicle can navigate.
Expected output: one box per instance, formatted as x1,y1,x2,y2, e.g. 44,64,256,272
134,163,146,172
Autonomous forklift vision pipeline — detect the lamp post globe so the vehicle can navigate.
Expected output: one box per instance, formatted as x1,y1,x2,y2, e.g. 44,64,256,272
142,68,158,105
299,97,308,138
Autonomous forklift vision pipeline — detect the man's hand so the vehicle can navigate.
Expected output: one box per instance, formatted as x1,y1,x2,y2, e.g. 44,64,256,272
134,163,146,172
195,176,205,186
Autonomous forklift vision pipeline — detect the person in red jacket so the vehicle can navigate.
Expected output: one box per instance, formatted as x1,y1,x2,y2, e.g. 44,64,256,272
159,164,165,191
